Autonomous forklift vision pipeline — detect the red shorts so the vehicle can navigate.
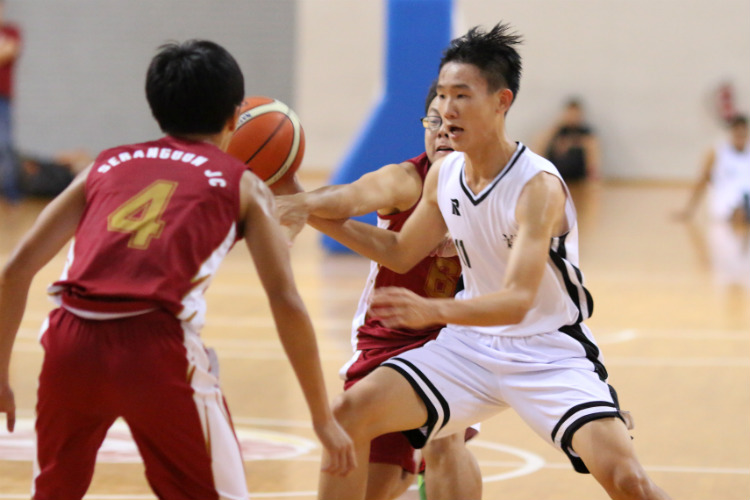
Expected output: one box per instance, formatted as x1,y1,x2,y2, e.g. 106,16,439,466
33,308,246,500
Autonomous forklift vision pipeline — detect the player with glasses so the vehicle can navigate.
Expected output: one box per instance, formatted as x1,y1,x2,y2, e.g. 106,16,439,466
277,82,481,500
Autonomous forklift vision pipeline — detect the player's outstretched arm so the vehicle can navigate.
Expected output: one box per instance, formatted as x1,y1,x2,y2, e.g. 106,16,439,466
675,148,715,221
371,172,567,329
278,160,423,223
307,161,448,273
0,167,89,432
238,172,355,476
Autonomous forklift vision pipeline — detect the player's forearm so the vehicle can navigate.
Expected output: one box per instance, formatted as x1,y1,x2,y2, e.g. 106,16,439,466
0,269,32,382
432,289,533,327
270,293,335,426
301,185,378,219
307,215,419,273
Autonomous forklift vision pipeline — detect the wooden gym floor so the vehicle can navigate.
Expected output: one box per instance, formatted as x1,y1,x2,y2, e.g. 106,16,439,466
0,178,748,499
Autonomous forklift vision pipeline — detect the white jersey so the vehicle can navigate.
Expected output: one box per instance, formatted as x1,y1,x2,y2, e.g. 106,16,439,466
436,144,592,337
709,140,750,220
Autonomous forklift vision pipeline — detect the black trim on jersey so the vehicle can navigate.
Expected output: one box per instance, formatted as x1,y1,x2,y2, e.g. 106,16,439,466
560,324,608,381
548,233,594,323
459,144,526,206
381,358,451,449
551,401,626,474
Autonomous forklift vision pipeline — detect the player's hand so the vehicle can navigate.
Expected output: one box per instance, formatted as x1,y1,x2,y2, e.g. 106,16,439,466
0,381,16,433
369,287,440,329
275,194,309,243
314,417,356,477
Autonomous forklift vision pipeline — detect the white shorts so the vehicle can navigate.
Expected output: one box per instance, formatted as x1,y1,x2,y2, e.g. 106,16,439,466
381,323,625,473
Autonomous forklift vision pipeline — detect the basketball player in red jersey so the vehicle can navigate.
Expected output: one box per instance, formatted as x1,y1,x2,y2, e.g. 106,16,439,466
0,40,354,500
277,83,480,500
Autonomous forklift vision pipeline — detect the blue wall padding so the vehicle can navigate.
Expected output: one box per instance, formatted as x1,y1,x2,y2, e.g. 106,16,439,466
321,0,454,253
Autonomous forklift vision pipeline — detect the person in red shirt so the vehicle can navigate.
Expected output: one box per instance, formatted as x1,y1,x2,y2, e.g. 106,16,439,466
277,82,481,500
0,0,21,202
0,39,354,500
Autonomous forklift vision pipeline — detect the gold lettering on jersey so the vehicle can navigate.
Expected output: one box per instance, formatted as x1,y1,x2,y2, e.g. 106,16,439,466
424,257,461,298
96,149,209,174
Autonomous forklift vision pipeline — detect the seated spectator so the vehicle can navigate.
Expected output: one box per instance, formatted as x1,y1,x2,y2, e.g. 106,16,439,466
16,149,91,197
534,98,601,181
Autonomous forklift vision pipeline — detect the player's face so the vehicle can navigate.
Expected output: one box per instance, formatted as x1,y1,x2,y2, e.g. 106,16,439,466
436,62,505,152
730,123,748,150
424,98,454,164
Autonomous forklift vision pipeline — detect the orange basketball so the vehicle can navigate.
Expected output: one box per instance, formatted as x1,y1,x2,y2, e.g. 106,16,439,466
227,96,305,186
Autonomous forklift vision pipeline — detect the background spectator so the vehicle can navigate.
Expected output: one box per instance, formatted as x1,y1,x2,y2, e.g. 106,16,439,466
0,0,21,202
534,98,601,182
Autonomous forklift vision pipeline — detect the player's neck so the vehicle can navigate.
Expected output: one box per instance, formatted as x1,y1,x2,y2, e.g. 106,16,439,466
463,137,518,189
171,131,231,151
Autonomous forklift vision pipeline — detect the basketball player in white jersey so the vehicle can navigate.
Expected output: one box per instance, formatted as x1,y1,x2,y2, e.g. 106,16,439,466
279,82,480,500
678,114,750,223
308,23,671,500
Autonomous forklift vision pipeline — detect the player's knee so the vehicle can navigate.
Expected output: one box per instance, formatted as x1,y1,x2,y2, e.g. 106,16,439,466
331,392,373,442
422,433,463,464
609,463,654,500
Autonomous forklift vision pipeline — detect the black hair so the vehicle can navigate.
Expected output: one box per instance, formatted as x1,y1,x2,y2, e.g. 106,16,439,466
425,80,438,115
440,22,523,103
145,39,244,136
729,114,748,128
565,97,583,109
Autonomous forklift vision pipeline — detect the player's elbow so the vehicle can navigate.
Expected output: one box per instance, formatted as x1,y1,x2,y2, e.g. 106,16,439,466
0,257,35,291
506,291,536,324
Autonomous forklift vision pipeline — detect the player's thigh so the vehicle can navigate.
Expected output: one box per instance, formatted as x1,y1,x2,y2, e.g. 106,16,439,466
335,365,428,440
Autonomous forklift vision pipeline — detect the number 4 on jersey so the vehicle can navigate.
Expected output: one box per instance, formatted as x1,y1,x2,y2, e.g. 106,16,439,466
107,180,178,249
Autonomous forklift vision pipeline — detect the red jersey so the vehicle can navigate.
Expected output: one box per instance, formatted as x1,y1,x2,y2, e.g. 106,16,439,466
0,24,21,98
351,153,462,350
49,137,246,332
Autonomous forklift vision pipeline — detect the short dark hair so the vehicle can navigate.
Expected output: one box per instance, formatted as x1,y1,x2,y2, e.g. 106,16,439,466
146,40,244,136
729,114,748,128
425,80,438,115
440,22,523,103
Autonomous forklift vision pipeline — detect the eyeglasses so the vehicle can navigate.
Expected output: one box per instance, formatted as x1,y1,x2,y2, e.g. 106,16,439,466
421,116,442,131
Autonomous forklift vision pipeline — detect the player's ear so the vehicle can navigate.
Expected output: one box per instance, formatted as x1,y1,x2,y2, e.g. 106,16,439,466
496,88,514,115
227,105,241,133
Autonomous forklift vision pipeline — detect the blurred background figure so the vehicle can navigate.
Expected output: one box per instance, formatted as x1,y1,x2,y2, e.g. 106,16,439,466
534,97,602,182
677,114,750,225
16,149,91,198
0,0,20,202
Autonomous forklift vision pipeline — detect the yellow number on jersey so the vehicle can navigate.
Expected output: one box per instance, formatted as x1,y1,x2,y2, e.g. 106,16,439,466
424,257,462,298
107,180,178,249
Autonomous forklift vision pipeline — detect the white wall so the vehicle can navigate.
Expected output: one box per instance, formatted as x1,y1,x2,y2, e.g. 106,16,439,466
297,0,750,180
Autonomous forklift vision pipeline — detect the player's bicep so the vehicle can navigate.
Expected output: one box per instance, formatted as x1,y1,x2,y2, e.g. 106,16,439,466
349,162,423,215
5,168,89,277
505,173,566,298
